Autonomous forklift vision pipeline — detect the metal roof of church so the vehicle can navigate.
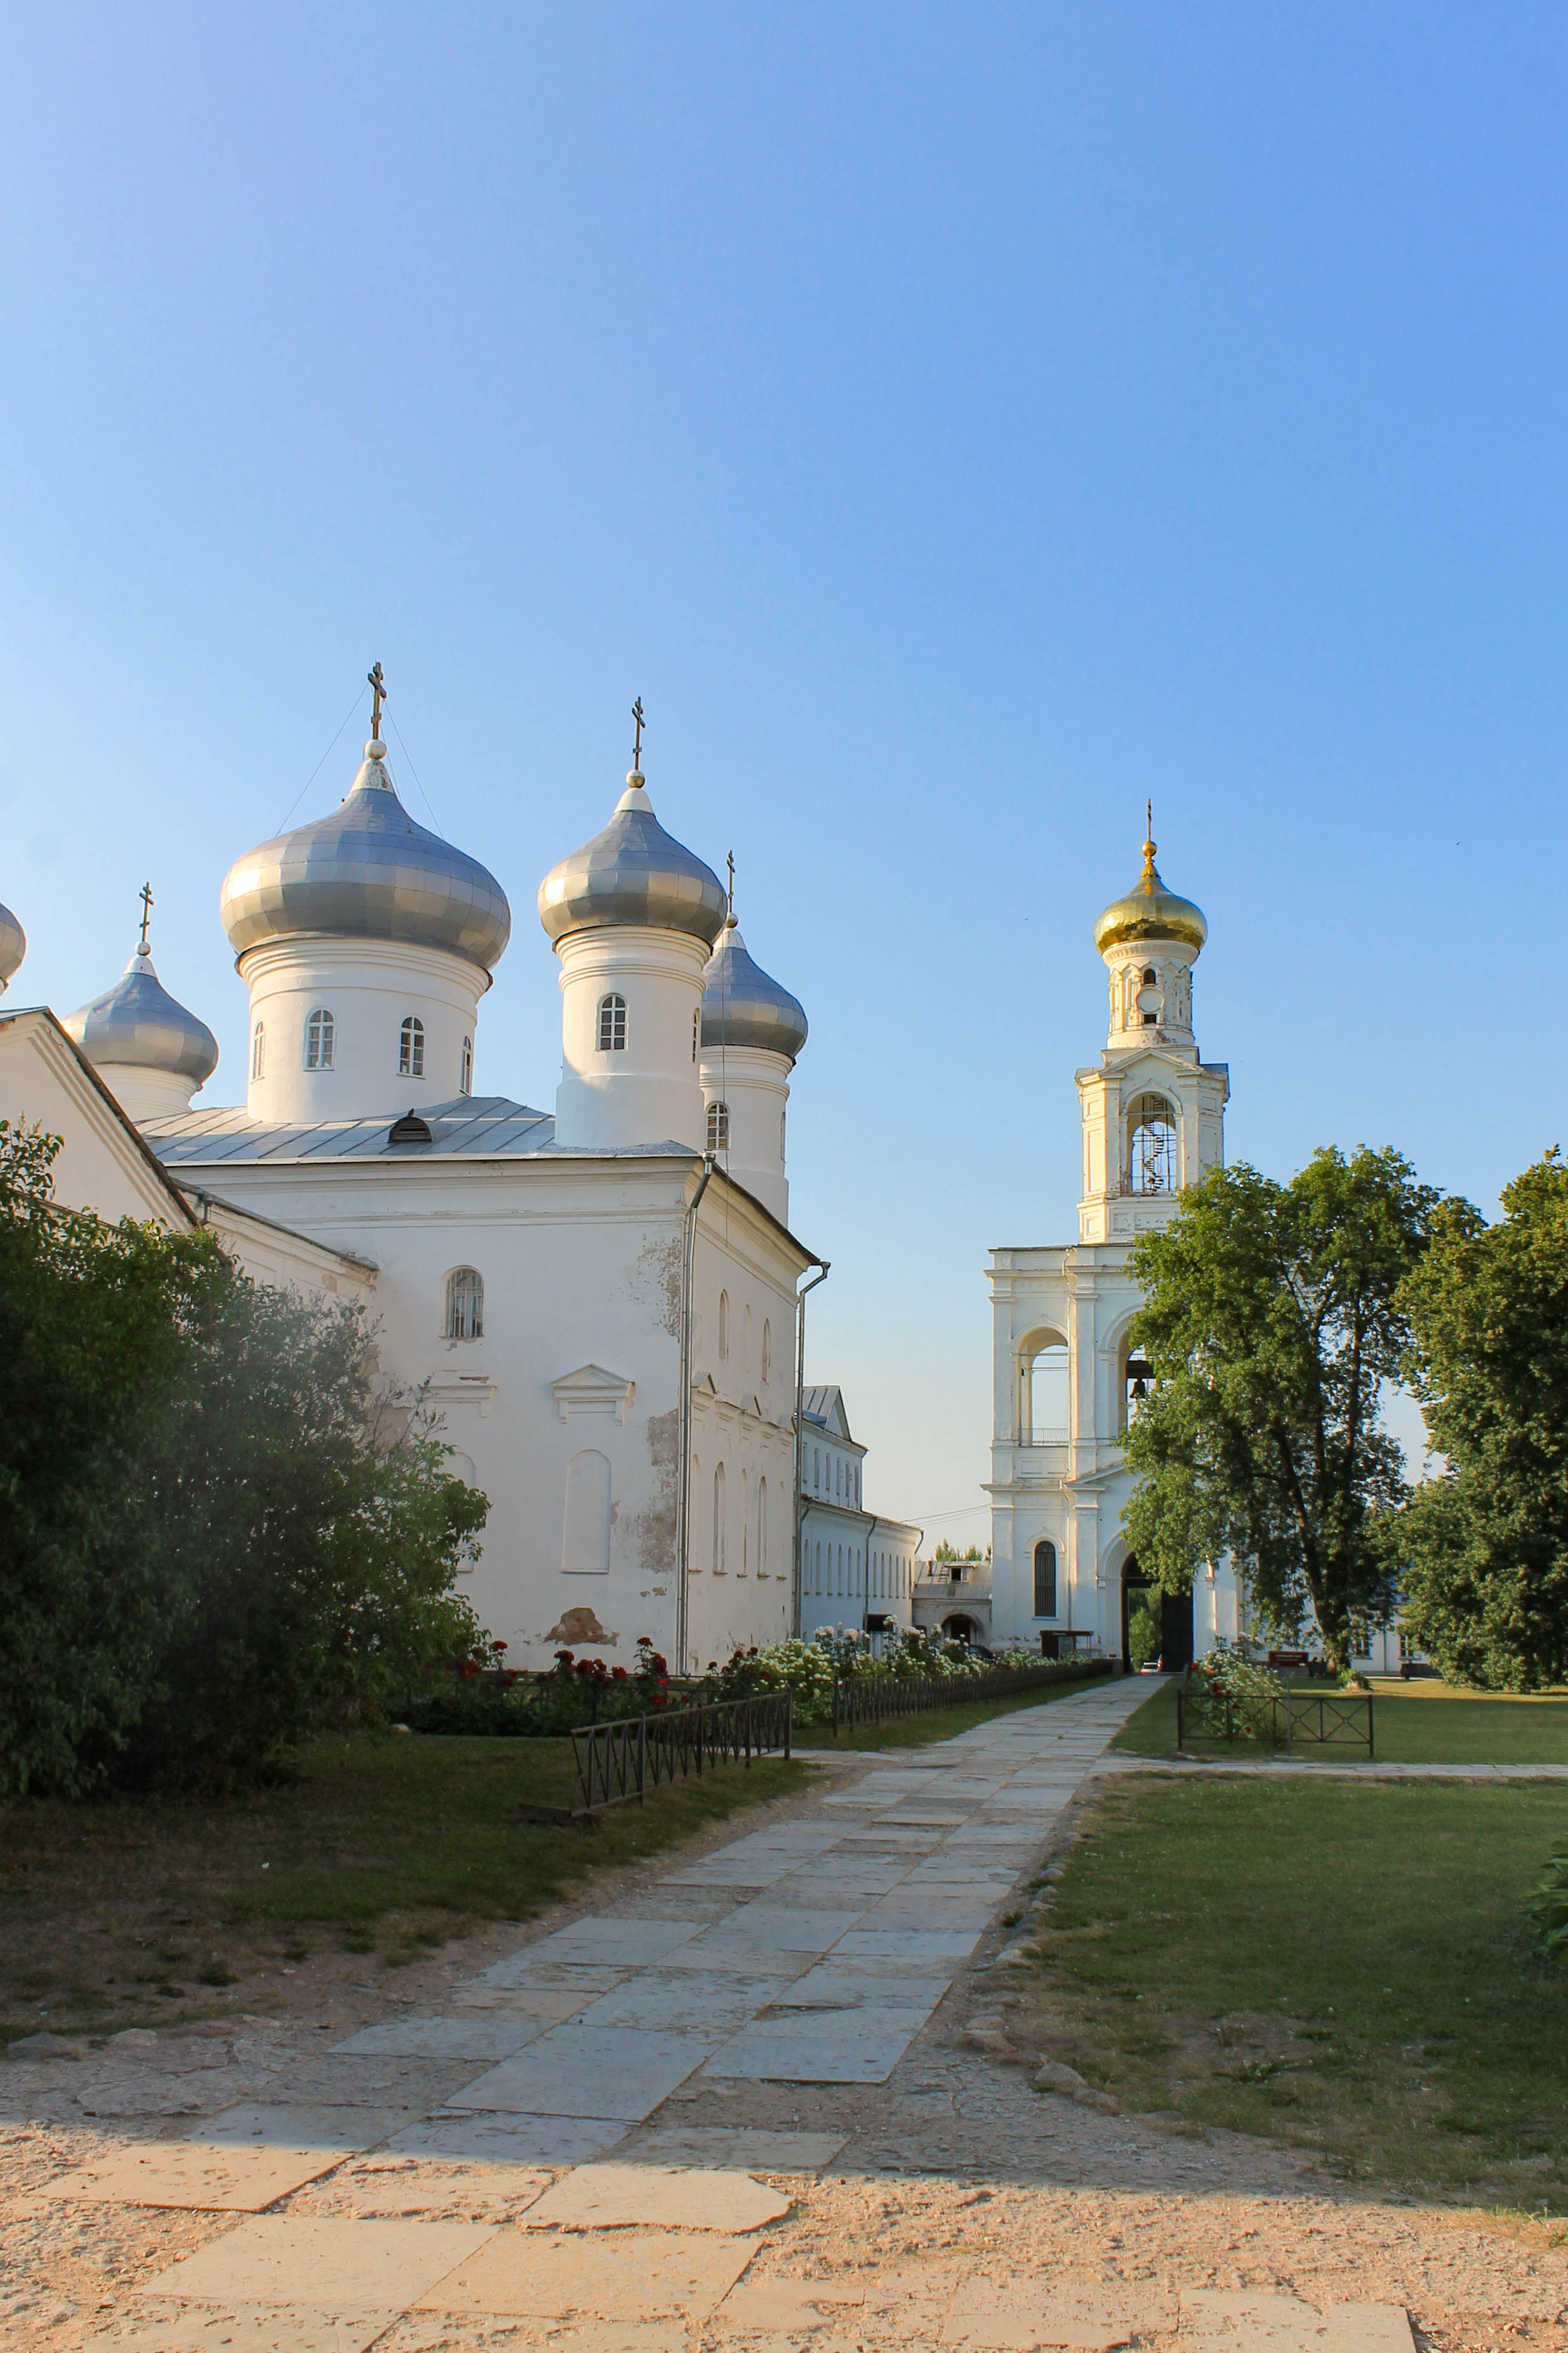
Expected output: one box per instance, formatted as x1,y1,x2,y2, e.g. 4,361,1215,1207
142,1095,698,1166
801,1384,854,1439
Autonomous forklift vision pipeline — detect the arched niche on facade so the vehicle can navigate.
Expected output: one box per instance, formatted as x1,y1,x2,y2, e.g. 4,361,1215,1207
1016,1323,1069,1443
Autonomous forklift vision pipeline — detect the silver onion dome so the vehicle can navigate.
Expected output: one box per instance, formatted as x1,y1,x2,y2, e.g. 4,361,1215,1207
65,946,219,1087
221,741,511,972
701,917,808,1063
538,772,727,947
0,900,25,995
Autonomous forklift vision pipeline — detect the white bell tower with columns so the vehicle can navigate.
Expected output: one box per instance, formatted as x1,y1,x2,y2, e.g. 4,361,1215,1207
985,816,1232,1669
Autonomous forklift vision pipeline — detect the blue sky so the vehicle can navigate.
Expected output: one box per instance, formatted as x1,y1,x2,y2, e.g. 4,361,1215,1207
2,4,1564,1543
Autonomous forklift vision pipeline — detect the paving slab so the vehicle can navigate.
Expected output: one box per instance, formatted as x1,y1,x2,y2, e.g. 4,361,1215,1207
576,1970,781,2034
703,2007,930,2084
321,2156,550,2214
474,1954,628,1992
629,2126,848,2171
452,1983,610,2018
448,2023,716,2118
142,2214,496,2310
332,2015,550,2061
389,2112,629,2165
940,2276,1178,2349
777,1962,952,2008
678,1904,864,1954
1179,2294,1415,2350
45,2141,343,2212
75,2300,391,2352
520,2161,790,2232
191,2105,406,2152
835,1928,984,1963
509,1919,704,1968
411,2225,757,2319
715,2274,869,2329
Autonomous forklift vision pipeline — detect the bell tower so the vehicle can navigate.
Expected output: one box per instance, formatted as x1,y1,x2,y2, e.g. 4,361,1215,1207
1076,813,1228,1244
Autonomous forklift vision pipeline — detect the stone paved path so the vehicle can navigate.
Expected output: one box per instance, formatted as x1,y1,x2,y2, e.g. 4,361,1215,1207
6,1678,1566,2352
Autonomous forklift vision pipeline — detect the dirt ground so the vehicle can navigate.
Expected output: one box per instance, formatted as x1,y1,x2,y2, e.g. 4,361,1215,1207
2,1754,1566,2351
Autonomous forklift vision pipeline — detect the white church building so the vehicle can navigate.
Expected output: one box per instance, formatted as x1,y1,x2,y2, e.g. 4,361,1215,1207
0,692,847,1676
987,817,1240,1668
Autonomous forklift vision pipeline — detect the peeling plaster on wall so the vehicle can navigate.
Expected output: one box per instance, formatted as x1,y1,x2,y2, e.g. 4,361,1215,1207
628,1405,680,1580
625,1232,683,1340
546,1607,616,1646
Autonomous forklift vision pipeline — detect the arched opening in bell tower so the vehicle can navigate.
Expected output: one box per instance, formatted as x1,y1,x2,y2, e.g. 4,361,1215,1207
1017,1327,1068,1445
1126,1092,1177,1194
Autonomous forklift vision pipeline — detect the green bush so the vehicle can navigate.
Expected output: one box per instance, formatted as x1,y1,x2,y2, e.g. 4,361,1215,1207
1529,1846,1568,1967
0,1121,487,1795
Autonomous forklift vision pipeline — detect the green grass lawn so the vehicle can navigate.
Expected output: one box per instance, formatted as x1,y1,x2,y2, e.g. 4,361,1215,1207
810,1669,1116,1752
1113,1677,1568,1764
1016,1773,1568,2202
0,1731,806,2045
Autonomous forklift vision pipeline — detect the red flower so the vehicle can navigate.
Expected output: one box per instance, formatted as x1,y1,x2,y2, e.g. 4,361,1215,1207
611,1665,629,1682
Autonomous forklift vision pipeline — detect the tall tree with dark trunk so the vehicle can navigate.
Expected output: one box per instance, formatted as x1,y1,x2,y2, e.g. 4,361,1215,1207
1400,1151,1568,1689
1122,1148,1441,1669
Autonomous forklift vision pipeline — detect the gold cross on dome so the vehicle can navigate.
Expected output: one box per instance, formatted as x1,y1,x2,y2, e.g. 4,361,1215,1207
368,662,388,739
138,881,154,953
631,696,646,768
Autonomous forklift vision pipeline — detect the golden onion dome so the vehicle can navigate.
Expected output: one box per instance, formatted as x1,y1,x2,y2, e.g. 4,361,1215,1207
1092,818,1207,955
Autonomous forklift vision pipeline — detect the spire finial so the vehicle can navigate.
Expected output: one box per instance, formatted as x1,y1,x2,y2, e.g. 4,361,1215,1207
628,696,646,786
138,881,154,955
368,662,388,743
1142,799,1157,877
726,850,735,922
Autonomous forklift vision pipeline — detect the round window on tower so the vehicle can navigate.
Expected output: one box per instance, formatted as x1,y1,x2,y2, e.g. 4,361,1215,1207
1136,966,1163,1026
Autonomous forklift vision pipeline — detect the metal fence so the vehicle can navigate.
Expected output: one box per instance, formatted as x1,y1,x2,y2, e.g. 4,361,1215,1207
517,1689,794,1824
1176,1671,1374,1759
830,1659,1107,1737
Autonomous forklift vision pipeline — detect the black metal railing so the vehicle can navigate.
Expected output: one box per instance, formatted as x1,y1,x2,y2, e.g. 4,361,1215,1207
517,1689,794,1823
1176,1668,1374,1759
830,1658,1108,1737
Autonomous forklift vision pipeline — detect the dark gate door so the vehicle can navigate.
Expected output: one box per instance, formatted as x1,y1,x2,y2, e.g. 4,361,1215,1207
1121,1563,1195,1671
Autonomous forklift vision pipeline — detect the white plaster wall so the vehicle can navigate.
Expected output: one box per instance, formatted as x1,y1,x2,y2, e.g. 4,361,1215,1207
157,1152,808,1674
0,1014,193,1231
239,937,488,1124
92,1064,206,1123
554,926,708,1150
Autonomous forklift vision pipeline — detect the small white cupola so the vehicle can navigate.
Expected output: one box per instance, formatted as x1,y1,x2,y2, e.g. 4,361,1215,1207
537,701,726,1151
698,869,808,1225
1077,810,1228,1243
1092,802,1207,1050
65,883,219,1123
219,664,511,1124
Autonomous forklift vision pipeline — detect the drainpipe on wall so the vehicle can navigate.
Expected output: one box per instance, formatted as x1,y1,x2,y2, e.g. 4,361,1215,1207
861,1512,879,1634
791,1260,830,1638
675,1150,717,1674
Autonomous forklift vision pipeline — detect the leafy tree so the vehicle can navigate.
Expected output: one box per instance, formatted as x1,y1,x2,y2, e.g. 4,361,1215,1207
1400,1151,1568,1689
0,1121,488,1795
1122,1148,1441,1670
